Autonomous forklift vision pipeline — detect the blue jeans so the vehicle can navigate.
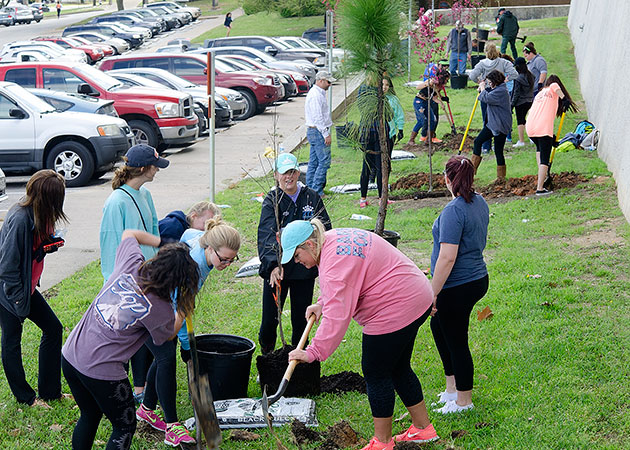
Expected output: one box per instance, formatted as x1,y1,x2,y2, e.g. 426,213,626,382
412,97,438,135
500,36,518,59
306,127,330,195
449,51,467,76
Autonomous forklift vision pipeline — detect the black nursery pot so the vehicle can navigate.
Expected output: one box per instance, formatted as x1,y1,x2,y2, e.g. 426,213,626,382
471,54,484,68
476,29,489,40
369,229,400,247
336,124,351,148
257,346,321,397
451,74,468,90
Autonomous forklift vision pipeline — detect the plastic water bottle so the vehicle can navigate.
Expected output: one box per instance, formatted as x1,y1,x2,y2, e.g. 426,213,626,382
279,143,285,153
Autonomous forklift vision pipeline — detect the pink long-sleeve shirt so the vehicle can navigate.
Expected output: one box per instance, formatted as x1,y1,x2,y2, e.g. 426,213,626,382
305,228,433,363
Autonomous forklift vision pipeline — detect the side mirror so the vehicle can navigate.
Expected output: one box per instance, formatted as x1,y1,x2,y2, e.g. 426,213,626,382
203,67,207,75
264,45,278,56
77,83,100,97
9,108,26,119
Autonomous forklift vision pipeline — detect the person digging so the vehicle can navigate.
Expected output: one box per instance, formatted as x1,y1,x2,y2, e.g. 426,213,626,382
283,219,439,450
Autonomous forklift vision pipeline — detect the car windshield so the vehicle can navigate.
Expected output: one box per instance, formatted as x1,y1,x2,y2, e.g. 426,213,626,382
215,60,237,72
227,57,258,70
5,83,56,113
145,71,194,89
271,38,291,50
64,37,82,46
219,58,250,71
73,65,123,91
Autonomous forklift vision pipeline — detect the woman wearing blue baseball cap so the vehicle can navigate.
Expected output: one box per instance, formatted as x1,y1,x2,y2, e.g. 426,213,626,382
283,219,438,450
257,152,331,354
99,144,169,406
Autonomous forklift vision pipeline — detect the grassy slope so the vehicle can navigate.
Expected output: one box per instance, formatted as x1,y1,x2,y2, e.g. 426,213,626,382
0,15,628,450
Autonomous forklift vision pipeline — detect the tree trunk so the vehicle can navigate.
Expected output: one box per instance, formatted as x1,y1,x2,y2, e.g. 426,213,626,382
375,71,390,236
116,0,124,11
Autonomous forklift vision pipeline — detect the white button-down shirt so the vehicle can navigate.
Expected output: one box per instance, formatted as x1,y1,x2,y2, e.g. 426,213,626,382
304,84,333,138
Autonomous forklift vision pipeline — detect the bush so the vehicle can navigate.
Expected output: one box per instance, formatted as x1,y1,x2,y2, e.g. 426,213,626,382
242,0,269,15
277,0,326,18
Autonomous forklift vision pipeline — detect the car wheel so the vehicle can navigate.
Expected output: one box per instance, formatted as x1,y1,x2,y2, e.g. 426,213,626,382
129,120,159,148
194,108,207,134
46,141,94,188
235,89,257,120
26,20,31,24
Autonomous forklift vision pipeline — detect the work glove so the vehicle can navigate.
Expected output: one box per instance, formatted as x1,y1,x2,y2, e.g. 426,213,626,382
441,95,450,103
552,135,559,147
561,97,572,112
397,130,404,142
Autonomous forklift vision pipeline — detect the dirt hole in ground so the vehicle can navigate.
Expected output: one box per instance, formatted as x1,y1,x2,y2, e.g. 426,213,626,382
391,171,589,200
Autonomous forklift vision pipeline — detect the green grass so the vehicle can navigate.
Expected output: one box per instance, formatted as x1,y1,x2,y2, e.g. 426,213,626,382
1,16,629,450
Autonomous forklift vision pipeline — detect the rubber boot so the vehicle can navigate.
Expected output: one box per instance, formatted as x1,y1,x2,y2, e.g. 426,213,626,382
471,154,482,174
407,131,418,145
496,165,506,181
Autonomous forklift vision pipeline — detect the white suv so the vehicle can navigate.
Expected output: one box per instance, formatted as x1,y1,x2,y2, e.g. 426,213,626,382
0,81,134,187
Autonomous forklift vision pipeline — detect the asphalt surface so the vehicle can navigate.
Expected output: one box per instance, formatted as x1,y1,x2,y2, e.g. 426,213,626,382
0,6,361,290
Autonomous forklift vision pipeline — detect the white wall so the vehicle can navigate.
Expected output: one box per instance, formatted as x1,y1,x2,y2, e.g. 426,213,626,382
569,0,630,222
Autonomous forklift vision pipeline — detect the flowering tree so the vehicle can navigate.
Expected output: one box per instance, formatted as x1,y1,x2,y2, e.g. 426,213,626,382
449,0,484,26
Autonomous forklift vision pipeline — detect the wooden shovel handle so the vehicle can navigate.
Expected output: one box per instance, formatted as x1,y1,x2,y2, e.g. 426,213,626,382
283,314,317,382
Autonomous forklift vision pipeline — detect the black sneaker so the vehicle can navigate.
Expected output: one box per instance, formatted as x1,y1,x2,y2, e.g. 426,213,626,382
536,189,553,196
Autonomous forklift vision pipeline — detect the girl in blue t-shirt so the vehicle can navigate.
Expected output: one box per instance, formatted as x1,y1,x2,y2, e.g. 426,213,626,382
430,155,489,414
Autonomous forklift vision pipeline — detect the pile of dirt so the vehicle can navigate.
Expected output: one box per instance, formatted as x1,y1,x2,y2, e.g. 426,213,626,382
320,371,367,394
403,128,477,154
291,419,323,446
391,171,588,200
317,421,363,450
256,346,321,397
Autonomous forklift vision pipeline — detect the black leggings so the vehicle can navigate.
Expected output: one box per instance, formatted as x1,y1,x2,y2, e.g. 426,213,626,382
531,135,553,166
143,338,178,423
514,102,532,125
430,275,489,391
360,138,393,198
259,278,315,354
130,344,153,389
473,126,507,166
361,307,431,418
62,356,136,450
0,289,62,405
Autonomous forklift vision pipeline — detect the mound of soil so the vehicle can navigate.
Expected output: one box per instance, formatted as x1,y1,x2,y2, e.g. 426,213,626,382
291,419,323,446
256,346,321,397
391,171,588,200
320,371,367,394
403,128,477,154
317,421,362,450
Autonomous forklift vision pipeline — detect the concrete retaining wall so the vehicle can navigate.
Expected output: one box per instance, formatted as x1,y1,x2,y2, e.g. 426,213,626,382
436,4,570,26
568,0,630,222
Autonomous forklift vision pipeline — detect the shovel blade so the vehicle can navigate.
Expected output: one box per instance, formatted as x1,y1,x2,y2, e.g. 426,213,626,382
187,361,222,449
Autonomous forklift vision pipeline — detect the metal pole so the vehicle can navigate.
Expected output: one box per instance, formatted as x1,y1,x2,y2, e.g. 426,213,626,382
407,0,412,82
207,52,216,202
326,10,334,115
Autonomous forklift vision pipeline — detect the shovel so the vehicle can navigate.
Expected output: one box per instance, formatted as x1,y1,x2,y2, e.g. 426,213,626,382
458,94,479,154
261,314,317,419
441,87,457,135
185,315,222,449
543,112,566,190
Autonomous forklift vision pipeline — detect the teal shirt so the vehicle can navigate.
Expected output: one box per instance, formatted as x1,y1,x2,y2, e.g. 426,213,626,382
386,93,405,139
176,229,213,350
99,184,159,282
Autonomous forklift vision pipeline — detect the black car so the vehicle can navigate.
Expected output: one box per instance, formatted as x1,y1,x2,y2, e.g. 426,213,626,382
123,8,178,30
204,36,323,66
90,15,162,37
63,24,144,49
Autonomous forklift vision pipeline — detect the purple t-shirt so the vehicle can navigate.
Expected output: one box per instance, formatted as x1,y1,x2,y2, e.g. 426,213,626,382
62,238,175,380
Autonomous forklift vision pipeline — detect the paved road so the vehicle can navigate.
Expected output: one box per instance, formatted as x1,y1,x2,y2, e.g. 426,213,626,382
0,7,360,290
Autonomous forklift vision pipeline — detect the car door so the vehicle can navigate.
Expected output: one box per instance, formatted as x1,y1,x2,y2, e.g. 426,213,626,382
0,89,36,167
42,68,85,94
172,57,206,85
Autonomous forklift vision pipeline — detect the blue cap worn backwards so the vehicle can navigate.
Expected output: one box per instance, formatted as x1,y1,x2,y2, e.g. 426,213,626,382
280,220,315,265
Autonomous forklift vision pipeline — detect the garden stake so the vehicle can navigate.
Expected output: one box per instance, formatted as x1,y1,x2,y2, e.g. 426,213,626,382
441,86,457,134
458,94,479,154
544,112,566,190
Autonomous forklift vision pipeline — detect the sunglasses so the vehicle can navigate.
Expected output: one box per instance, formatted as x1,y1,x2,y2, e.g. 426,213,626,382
214,249,239,264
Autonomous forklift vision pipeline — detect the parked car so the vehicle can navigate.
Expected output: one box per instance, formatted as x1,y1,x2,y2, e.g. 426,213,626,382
143,5,190,26
1,5,34,24
0,81,134,186
98,53,282,119
28,88,118,116
0,9,14,26
29,6,43,22
217,56,295,100
31,2,50,13
302,27,327,45
67,32,129,55
111,10,167,32
204,36,323,66
105,71,232,130
0,168,7,203
191,46,316,84
276,35,344,73
104,66,247,119
63,24,144,49
1,41,88,64
0,63,199,150
89,15,159,38
0,49,52,64
220,54,310,95
146,1,201,21
36,36,106,64
125,7,180,30
67,35,116,58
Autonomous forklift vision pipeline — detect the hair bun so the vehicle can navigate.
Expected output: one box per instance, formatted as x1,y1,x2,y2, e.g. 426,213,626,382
204,216,224,231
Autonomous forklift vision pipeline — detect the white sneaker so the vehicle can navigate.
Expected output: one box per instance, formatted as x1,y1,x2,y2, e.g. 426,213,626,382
434,400,474,414
431,390,457,406
512,141,525,148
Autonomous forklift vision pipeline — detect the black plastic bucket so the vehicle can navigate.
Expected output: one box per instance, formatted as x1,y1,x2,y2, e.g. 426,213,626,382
471,55,484,68
336,124,351,148
196,334,256,400
451,74,468,90
476,29,489,40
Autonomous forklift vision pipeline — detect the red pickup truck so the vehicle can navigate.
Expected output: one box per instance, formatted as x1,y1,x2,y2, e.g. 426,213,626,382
0,62,198,150
98,53,282,119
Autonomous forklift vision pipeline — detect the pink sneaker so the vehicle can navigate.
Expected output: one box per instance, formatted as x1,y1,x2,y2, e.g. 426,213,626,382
395,423,439,443
136,405,167,432
360,437,394,450
164,423,196,447
360,199,368,208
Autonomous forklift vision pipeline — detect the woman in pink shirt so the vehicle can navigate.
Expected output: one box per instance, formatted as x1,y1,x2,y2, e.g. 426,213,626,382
284,220,437,450
525,74,577,195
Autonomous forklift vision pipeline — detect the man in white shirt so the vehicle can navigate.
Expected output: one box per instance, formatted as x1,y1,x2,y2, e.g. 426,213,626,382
304,71,334,196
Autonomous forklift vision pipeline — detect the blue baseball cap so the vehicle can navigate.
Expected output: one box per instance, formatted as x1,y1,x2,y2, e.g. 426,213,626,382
125,144,170,169
275,153,299,174
280,220,315,264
